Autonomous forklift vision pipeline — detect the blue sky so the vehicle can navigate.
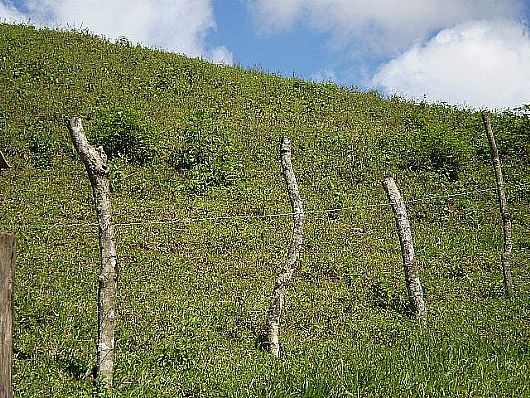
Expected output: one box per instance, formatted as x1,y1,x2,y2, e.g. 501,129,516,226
211,2,358,83
1,0,530,110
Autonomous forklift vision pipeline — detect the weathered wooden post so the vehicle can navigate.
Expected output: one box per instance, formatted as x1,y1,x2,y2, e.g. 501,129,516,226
383,177,426,322
482,112,514,296
266,137,304,357
1,233,17,398
68,118,118,390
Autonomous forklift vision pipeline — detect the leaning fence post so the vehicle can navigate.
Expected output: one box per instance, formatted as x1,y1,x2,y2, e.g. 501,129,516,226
482,112,514,296
68,118,118,391
1,233,17,398
382,177,426,322
266,137,304,357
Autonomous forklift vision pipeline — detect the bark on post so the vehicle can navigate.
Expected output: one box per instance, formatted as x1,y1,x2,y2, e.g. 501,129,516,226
0,233,16,398
266,137,304,357
68,118,118,390
482,112,514,296
383,177,426,322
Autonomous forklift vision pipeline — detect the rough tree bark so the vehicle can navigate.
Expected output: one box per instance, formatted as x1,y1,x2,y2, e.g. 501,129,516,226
383,177,426,322
68,118,118,390
0,233,16,398
482,112,514,296
266,137,304,357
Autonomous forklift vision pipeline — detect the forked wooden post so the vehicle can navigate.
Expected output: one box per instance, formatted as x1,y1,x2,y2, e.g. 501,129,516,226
0,233,17,398
482,112,514,296
383,177,426,322
266,137,304,357
68,118,118,390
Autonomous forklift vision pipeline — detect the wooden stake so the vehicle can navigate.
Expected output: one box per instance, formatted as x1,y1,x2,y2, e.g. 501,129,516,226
383,177,426,322
68,118,118,390
482,112,514,296
266,137,304,357
0,233,16,398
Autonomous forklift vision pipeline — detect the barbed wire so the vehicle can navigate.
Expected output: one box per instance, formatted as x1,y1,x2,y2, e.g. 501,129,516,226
5,183,529,231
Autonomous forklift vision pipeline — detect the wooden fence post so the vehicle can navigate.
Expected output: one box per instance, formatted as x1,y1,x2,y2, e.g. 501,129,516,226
266,137,304,357
1,233,17,398
68,118,118,391
382,177,426,322
482,112,514,296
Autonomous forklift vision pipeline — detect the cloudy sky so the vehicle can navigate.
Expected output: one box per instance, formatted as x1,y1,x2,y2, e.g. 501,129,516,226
1,0,530,110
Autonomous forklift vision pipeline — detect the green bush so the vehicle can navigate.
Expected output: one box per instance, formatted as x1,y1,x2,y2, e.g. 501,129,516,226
402,125,467,181
92,106,154,165
0,119,16,158
368,281,410,316
379,111,472,181
170,111,240,192
489,109,530,161
28,124,58,168
0,118,7,146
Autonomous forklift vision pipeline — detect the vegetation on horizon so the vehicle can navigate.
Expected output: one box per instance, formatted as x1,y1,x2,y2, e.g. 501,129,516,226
0,23,529,397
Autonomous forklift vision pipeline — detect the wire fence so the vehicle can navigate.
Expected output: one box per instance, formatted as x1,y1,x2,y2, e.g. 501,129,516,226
7,183,529,232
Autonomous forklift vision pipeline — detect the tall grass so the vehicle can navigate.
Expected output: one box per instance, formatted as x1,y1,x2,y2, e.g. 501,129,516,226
0,23,529,397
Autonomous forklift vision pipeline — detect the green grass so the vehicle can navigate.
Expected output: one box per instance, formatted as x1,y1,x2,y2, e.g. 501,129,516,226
1,23,529,397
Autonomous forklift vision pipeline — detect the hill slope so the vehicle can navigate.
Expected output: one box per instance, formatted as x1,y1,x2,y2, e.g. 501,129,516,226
1,23,530,397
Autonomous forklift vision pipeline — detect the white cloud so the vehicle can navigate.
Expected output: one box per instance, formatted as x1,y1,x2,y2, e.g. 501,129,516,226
311,67,337,83
246,0,529,109
246,0,524,53
0,0,232,63
372,19,530,110
208,45,234,65
0,2,29,22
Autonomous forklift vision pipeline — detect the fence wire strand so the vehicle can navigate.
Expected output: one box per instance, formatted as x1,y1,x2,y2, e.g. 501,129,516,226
7,183,527,231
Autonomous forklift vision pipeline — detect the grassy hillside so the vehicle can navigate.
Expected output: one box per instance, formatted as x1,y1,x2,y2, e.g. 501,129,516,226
1,23,530,397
